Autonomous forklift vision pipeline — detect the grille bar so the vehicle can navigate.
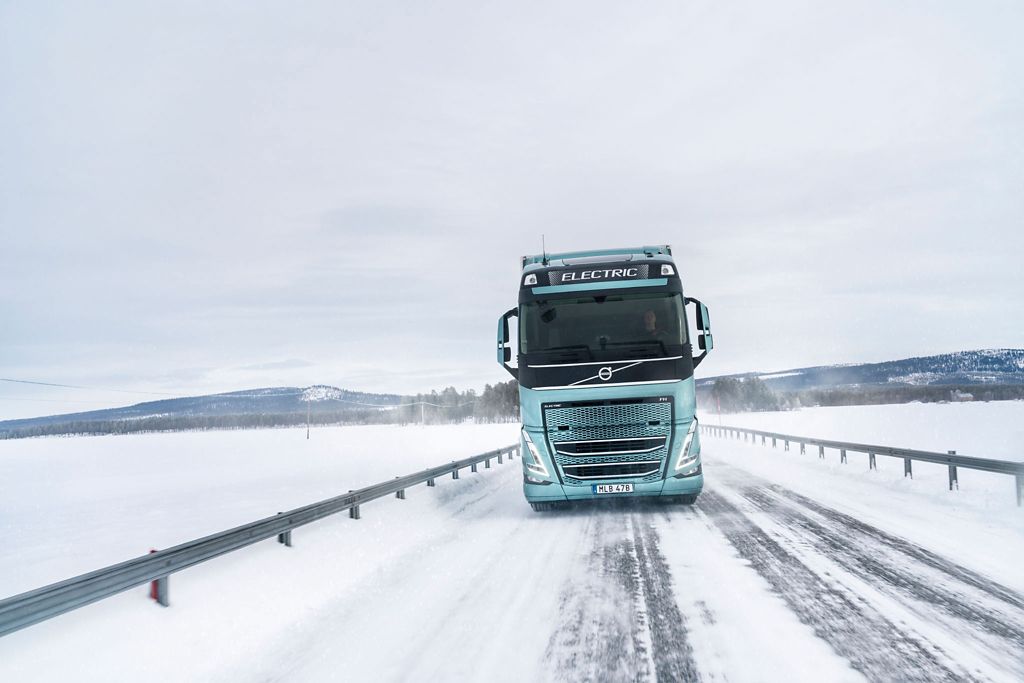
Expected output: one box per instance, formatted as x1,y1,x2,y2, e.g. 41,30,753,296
561,461,662,479
555,436,666,456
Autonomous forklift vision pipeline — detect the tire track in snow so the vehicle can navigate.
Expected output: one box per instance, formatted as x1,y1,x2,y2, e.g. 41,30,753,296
740,486,1024,651
700,490,974,683
735,485,1024,679
544,505,700,682
544,512,652,681
763,483,1024,613
631,514,701,682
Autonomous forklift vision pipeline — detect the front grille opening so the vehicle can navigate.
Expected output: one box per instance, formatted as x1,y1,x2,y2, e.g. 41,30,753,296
562,462,660,479
556,437,665,456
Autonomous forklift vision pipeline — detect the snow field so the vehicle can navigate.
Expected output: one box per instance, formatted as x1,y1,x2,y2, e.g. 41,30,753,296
0,423,527,681
0,423,519,597
1,403,1021,681
699,402,1024,592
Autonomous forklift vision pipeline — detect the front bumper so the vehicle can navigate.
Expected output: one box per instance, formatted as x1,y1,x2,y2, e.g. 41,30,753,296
524,468,703,502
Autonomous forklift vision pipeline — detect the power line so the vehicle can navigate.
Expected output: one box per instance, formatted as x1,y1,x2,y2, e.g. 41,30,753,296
0,396,115,405
0,377,182,397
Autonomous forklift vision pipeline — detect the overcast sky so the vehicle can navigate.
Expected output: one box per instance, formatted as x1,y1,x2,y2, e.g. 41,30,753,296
2,1,1022,419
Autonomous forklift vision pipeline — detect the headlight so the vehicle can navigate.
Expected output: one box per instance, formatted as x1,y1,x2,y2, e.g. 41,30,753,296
522,429,550,478
674,419,699,472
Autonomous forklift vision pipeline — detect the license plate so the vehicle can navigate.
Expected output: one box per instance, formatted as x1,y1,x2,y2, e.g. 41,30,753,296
592,483,634,494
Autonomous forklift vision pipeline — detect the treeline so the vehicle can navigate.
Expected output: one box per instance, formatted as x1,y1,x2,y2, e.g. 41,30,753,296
785,383,1024,408
0,380,522,440
390,381,519,425
698,378,1024,414
699,377,793,413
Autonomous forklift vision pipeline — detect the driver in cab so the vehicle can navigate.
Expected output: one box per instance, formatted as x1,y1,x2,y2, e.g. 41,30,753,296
642,309,669,340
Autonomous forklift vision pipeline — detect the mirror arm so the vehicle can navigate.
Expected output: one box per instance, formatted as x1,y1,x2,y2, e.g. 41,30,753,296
685,297,710,367
501,309,519,379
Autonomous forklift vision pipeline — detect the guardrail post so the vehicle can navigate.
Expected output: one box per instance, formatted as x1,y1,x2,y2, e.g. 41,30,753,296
772,437,776,448
761,435,766,445
427,477,436,487
452,468,459,480
799,442,805,455
486,458,491,468
1017,475,1023,507
498,452,503,464
818,445,824,459
471,463,478,473
148,549,169,607
350,505,361,519
840,449,847,464
947,451,958,491
396,489,406,500
153,576,168,607
869,452,876,470
276,513,292,547
904,458,912,478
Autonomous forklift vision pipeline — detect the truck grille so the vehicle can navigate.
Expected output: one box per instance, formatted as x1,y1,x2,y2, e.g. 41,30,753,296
554,437,666,456
543,400,672,486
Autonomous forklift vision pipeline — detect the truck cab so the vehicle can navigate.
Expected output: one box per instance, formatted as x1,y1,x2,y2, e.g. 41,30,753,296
496,245,713,510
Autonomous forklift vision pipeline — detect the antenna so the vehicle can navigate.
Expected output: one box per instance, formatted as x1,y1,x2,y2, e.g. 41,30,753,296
542,234,548,265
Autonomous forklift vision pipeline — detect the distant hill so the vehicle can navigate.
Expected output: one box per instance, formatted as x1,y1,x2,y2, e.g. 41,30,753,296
0,386,406,438
697,349,1024,392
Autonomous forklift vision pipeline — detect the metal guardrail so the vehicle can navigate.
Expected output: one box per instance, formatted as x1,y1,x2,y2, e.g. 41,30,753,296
703,423,1024,506
0,444,519,638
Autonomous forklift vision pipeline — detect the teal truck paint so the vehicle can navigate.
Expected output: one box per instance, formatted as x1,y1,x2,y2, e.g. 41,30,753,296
496,245,714,511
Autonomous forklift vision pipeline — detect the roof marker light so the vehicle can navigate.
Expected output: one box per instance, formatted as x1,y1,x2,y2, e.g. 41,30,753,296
661,265,675,276
524,274,538,286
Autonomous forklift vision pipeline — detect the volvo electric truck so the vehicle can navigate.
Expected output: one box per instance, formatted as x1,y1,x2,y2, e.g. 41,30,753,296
496,245,714,511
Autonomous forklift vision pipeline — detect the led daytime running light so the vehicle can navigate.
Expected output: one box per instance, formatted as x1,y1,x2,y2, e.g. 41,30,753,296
674,419,699,471
522,429,549,477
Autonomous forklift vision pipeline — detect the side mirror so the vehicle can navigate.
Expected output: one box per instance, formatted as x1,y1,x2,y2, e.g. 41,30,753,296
496,308,519,378
685,297,713,368
697,302,713,351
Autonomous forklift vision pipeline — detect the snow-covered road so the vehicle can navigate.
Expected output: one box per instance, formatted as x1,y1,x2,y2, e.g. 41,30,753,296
222,448,1023,682
2,418,1022,682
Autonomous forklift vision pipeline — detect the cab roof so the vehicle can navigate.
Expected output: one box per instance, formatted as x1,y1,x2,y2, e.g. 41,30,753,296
521,245,673,271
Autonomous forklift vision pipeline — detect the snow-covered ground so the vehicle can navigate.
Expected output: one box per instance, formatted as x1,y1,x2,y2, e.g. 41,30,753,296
0,423,520,597
699,401,1024,592
1,406,1021,682
703,400,1024,462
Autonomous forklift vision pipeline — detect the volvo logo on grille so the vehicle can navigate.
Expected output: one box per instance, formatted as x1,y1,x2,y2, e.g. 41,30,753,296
598,367,613,381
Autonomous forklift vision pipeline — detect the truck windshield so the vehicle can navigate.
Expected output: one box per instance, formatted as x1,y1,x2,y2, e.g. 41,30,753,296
520,292,687,362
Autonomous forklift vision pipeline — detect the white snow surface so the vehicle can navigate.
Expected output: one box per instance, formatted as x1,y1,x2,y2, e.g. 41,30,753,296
1,407,1022,682
705,400,1024,461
